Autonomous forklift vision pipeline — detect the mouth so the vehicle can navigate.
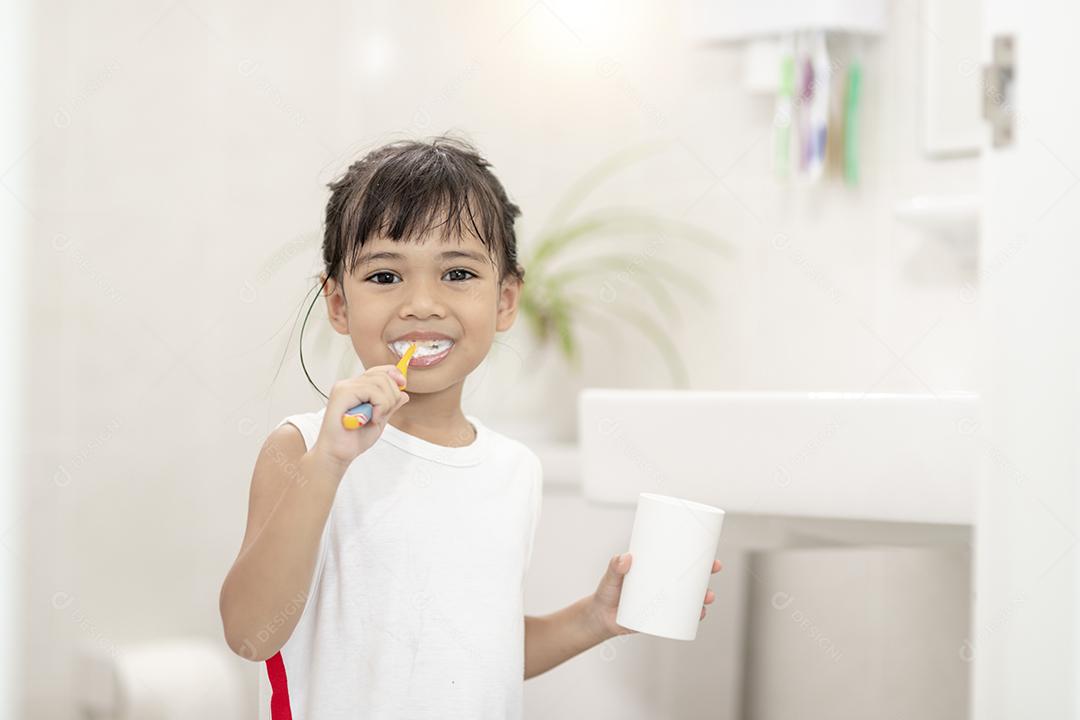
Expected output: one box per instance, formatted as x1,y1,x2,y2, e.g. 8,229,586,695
388,338,456,368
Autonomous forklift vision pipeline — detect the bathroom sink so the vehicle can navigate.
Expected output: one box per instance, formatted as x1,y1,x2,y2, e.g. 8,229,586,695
578,390,979,525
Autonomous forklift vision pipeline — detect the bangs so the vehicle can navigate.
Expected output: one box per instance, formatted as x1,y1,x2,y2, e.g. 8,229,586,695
325,140,509,279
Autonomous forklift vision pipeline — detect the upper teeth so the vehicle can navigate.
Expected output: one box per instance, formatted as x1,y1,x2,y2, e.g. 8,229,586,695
392,339,453,357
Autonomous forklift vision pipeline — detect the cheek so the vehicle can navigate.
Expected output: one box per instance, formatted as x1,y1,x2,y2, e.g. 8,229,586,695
344,305,387,349
458,300,498,335
348,308,377,335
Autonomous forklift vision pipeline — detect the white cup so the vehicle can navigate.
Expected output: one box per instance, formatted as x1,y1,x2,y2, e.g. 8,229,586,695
615,492,725,641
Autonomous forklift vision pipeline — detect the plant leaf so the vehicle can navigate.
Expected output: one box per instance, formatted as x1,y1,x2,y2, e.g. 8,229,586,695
549,295,579,370
541,141,674,232
549,251,712,307
527,209,731,271
527,216,614,268
546,255,683,324
565,293,690,387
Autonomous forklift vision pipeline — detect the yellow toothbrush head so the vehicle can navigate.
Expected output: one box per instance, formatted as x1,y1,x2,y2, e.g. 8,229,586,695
396,342,418,389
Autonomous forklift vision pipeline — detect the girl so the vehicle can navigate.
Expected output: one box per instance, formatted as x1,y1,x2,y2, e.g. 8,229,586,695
218,135,720,719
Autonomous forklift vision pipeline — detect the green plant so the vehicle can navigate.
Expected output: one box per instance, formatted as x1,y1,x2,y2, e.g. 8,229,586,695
518,142,732,387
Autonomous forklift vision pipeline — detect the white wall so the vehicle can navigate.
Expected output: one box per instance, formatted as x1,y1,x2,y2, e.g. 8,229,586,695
2,1,31,718
13,0,980,717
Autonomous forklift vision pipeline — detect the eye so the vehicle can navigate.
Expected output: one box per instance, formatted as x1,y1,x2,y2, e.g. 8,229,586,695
364,269,477,285
445,268,477,282
365,271,399,285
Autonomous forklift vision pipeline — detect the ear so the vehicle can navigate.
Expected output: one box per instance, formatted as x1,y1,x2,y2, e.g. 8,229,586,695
495,274,522,333
322,273,351,335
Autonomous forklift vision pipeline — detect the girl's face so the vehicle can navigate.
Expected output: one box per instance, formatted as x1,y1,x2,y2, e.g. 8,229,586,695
323,229,521,395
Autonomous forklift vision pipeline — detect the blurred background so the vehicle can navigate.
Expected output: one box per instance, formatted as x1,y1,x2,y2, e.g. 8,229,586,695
2,0,1077,717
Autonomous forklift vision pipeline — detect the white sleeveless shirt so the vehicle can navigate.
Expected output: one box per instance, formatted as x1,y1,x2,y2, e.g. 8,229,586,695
257,407,543,719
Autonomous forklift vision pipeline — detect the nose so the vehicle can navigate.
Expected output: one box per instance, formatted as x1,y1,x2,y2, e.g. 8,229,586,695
398,274,447,320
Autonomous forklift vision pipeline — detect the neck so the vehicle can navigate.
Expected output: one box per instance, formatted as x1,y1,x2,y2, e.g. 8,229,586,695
386,378,476,447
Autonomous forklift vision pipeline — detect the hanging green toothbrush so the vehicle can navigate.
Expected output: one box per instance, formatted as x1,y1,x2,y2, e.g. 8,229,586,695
774,37,795,179
844,59,862,185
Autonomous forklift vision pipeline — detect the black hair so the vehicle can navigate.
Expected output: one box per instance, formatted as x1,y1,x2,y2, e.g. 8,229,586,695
298,134,524,399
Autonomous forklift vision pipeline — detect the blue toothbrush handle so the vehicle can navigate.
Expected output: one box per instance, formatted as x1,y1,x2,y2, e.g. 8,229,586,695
342,402,373,429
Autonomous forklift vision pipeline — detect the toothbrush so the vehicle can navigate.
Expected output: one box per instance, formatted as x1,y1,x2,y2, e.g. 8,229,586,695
797,40,814,175
773,36,795,179
843,58,862,185
341,341,417,430
806,30,830,183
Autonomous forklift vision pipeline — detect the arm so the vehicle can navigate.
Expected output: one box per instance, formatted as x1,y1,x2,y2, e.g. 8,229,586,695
218,425,348,662
524,553,723,679
524,595,611,680
219,365,410,662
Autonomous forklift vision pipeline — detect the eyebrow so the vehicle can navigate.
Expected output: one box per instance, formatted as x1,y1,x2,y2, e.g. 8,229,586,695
355,249,490,266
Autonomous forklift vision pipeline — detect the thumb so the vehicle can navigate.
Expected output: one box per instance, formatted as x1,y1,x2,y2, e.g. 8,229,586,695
605,552,631,583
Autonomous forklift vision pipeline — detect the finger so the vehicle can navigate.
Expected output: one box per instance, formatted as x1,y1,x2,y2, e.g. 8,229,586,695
712,559,722,573
367,363,403,380
371,374,402,421
700,607,706,621
378,396,407,424
704,589,715,604
379,368,402,397
363,365,398,393
361,383,389,423
386,392,410,417
383,371,409,409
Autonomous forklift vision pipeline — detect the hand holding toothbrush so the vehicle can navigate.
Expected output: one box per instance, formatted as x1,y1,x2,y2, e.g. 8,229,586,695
310,343,416,469
342,342,418,430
